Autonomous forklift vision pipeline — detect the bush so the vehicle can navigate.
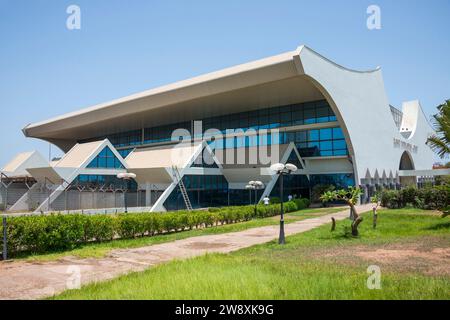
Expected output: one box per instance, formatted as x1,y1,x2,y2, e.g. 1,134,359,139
415,185,449,210
381,185,449,210
381,190,403,209
83,214,115,242
294,198,310,210
1,199,311,257
312,184,335,203
269,197,281,204
400,186,417,206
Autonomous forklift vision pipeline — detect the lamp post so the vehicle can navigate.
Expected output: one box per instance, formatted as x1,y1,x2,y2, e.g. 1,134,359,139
245,181,264,215
117,172,136,213
269,163,298,245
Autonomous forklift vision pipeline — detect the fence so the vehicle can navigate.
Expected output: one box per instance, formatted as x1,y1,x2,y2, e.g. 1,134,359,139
1,181,167,213
0,182,30,210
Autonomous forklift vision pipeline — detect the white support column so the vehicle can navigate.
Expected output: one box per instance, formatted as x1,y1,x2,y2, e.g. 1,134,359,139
145,183,152,207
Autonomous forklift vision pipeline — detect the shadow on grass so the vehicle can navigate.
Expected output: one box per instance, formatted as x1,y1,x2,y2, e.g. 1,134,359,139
424,221,450,231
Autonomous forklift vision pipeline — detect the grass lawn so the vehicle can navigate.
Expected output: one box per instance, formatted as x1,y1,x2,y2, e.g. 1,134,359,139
21,207,342,261
54,208,450,300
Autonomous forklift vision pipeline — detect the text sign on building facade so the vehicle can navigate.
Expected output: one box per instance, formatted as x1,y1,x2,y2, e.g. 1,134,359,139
393,138,418,154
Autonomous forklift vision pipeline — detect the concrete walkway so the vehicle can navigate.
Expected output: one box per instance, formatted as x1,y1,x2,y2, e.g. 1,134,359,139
0,204,372,300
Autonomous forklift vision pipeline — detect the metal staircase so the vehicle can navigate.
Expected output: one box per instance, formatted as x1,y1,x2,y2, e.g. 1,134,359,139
172,166,193,211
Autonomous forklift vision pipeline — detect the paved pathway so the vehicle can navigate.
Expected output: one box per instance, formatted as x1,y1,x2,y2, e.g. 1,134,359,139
0,204,372,299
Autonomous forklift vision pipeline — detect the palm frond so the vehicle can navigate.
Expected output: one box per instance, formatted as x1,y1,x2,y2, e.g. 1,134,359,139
427,100,450,158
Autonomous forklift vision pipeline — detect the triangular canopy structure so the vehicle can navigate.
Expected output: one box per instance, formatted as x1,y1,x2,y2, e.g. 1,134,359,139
1,151,49,178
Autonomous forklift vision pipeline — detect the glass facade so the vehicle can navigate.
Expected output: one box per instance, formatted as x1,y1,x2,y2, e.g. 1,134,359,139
191,151,219,168
117,148,134,159
86,147,124,169
309,174,355,189
73,99,355,209
79,99,348,159
270,174,311,200
72,174,137,190
164,175,228,210
202,99,336,132
207,126,347,157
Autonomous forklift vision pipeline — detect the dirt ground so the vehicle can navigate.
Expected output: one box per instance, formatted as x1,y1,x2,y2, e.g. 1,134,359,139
310,236,450,276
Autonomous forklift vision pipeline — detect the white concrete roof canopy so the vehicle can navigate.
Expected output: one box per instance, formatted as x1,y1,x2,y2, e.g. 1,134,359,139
1,151,49,178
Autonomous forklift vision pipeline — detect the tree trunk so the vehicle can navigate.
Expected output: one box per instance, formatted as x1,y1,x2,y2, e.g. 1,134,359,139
348,202,358,221
373,207,378,229
351,216,363,236
331,217,336,231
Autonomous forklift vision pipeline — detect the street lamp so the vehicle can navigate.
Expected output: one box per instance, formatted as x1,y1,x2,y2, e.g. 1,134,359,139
269,163,298,244
117,172,136,213
245,181,264,215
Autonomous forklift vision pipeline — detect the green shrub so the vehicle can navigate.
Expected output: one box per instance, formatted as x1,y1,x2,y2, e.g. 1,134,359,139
83,214,115,242
400,186,417,206
311,184,335,203
415,186,449,210
381,189,403,209
294,198,310,210
270,197,281,204
381,185,449,210
1,199,311,256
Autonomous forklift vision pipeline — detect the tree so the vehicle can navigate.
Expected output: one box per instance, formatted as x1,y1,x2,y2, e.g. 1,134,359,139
371,193,381,229
320,187,363,236
427,100,450,158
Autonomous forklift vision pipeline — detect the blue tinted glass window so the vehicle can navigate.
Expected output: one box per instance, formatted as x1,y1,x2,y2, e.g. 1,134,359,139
296,131,307,142
333,127,345,139
321,150,333,156
333,149,348,156
316,107,329,123
333,140,347,150
320,141,333,151
309,130,319,141
303,107,316,124
86,147,124,169
320,128,333,140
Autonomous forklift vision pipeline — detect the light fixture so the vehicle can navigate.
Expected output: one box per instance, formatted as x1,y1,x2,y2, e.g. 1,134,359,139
270,163,298,244
117,172,137,213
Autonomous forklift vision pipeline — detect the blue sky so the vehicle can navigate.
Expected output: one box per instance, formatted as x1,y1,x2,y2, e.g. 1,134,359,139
0,0,449,166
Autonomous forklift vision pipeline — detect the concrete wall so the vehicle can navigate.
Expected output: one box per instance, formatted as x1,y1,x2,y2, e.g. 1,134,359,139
296,46,435,184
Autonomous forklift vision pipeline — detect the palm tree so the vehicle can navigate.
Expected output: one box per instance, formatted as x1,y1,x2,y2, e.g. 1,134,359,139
427,100,450,158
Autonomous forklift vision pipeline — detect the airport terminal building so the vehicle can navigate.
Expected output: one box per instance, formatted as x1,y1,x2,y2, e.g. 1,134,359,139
0,45,442,213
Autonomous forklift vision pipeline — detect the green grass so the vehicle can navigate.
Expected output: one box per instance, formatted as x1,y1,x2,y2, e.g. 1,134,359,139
54,208,450,300
21,207,339,261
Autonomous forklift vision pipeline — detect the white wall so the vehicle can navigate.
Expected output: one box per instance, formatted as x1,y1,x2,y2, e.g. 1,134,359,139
295,46,435,184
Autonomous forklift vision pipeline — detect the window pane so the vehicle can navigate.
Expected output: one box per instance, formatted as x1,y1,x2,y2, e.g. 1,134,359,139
333,149,348,156
98,157,107,168
320,141,333,151
309,130,319,141
280,112,291,126
320,128,332,140
316,107,329,123
333,139,347,150
333,127,345,139
304,108,316,124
